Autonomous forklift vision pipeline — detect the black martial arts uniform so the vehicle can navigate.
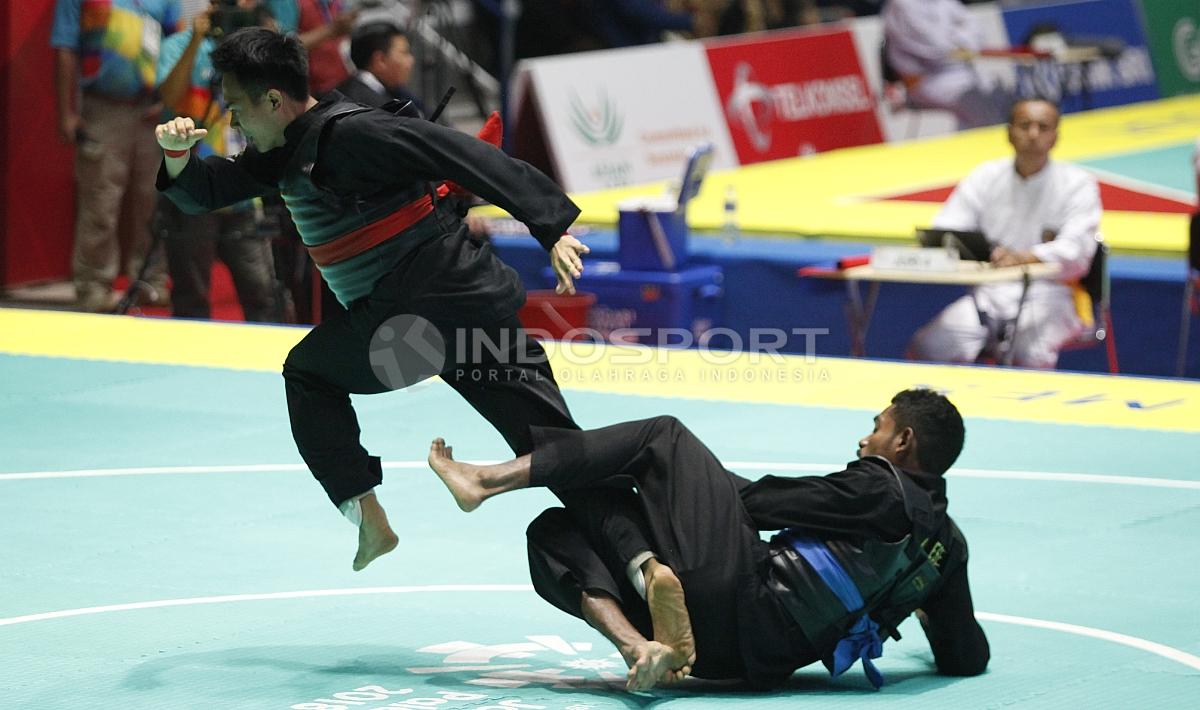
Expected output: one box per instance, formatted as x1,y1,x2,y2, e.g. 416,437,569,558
159,93,582,506
525,416,990,687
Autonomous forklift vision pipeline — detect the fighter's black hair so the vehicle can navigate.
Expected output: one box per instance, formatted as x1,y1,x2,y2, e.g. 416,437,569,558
211,27,309,103
889,389,965,476
349,21,406,72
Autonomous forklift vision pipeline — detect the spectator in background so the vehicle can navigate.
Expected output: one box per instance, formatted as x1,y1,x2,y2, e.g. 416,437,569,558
715,1,883,35
51,0,183,312
908,99,1100,369
882,0,1007,129
717,0,807,34
581,0,719,49
270,0,360,97
154,0,280,322
337,22,420,112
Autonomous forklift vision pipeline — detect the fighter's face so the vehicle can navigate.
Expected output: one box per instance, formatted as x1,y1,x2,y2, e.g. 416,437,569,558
1008,100,1059,160
222,74,287,151
858,406,901,460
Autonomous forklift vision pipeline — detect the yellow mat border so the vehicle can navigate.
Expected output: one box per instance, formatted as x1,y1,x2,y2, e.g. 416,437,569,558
515,95,1200,255
2,308,1198,433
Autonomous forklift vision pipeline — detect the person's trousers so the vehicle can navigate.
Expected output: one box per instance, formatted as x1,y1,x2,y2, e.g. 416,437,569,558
283,300,576,507
156,196,279,322
525,416,757,679
908,292,1084,368
74,94,166,309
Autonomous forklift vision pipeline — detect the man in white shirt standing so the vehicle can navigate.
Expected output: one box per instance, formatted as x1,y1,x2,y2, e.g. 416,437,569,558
882,0,1007,129
908,98,1101,369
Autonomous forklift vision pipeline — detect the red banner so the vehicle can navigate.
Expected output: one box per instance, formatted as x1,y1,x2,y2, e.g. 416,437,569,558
704,27,883,164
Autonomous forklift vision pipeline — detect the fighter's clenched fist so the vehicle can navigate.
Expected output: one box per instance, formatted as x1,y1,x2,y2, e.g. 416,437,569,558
155,116,208,152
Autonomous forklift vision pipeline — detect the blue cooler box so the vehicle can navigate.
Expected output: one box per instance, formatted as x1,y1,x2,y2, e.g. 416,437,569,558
542,262,723,344
616,196,687,271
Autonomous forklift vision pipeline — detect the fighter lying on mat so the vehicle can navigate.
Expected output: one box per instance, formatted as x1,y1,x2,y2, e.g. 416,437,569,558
424,388,990,690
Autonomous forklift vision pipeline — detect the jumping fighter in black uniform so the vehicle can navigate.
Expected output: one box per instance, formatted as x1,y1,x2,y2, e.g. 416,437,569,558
156,27,591,571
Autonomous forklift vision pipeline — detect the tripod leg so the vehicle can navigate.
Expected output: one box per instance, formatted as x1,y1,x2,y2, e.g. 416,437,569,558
112,223,165,315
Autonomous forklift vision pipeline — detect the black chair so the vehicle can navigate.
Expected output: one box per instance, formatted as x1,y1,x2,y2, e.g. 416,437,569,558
1060,234,1118,373
984,234,1116,370
1175,212,1200,376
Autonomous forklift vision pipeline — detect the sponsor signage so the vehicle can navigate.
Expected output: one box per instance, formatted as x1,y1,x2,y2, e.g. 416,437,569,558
704,26,884,164
1000,0,1160,112
517,43,738,193
1139,0,1200,96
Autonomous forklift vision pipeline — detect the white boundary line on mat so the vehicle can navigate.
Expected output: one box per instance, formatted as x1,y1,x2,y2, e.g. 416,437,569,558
1,461,1198,490
0,586,1197,672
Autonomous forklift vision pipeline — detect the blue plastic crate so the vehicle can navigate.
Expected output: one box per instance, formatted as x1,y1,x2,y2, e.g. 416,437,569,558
542,262,723,345
616,196,688,271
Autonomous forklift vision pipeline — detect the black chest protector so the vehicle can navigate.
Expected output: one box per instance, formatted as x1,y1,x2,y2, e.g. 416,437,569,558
278,101,433,249
765,457,966,664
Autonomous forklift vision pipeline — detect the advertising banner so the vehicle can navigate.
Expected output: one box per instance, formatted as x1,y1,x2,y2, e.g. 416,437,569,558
517,43,738,193
1001,0,1159,112
1139,0,1200,96
704,26,884,164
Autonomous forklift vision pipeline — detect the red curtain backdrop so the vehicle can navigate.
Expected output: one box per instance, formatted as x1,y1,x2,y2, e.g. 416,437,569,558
1,0,76,287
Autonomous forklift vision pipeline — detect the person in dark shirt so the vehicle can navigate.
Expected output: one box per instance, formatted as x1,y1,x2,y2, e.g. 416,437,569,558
336,21,421,113
425,388,990,691
154,28,591,572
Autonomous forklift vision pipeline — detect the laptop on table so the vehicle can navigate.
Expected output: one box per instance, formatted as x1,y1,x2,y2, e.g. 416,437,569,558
916,228,993,262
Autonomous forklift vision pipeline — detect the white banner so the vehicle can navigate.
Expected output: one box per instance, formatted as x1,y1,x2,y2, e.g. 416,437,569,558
515,43,737,193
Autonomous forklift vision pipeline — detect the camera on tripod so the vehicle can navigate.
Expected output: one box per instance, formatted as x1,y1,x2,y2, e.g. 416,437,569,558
208,0,259,39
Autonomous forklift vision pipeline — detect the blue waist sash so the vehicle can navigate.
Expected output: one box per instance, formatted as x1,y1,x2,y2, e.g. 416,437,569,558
775,529,885,689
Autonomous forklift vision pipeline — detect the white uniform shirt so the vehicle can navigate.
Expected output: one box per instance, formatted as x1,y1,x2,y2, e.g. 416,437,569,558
1194,138,1199,199
933,157,1101,315
883,0,982,103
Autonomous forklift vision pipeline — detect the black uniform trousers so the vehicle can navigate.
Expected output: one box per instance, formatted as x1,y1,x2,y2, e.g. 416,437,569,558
525,415,771,680
283,224,577,506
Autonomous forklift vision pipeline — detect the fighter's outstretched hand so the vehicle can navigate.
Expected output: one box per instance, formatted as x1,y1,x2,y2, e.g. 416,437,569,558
155,116,208,152
550,233,589,295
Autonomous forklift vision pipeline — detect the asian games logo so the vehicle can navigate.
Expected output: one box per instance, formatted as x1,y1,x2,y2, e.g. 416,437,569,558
1174,17,1200,82
568,89,623,146
407,634,627,689
725,62,773,153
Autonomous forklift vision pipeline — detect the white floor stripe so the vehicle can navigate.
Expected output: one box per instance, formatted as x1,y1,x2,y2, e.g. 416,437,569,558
0,587,1195,672
976,612,1200,672
2,461,1198,490
0,585,532,627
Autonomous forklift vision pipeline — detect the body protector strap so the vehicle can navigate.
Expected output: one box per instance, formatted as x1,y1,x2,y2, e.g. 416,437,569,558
765,456,960,689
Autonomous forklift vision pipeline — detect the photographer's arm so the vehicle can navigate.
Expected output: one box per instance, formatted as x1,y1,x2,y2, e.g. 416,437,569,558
159,13,211,111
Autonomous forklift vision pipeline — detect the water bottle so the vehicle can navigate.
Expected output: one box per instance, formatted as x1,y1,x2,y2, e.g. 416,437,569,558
722,184,739,245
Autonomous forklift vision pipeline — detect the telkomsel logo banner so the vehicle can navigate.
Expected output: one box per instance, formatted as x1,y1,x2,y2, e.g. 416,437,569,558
704,27,883,164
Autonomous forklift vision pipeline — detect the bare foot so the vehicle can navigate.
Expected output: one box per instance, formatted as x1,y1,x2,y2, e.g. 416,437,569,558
645,561,697,673
352,493,398,571
427,438,485,512
625,641,689,691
